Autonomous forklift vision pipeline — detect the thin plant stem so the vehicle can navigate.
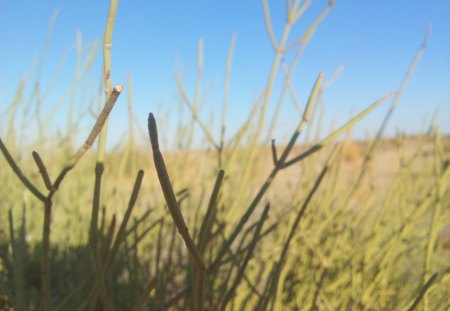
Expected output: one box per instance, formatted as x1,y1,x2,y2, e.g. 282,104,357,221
257,146,338,310
97,0,119,163
267,1,333,140
0,138,46,202
89,162,114,310
52,85,122,192
175,74,219,150
131,276,159,311
282,92,395,168
198,170,225,255
407,273,438,311
42,195,53,311
340,23,430,208
219,33,237,167
32,151,53,191
422,129,443,310
220,203,270,311
78,170,144,310
210,72,323,272
8,210,26,310
148,113,206,311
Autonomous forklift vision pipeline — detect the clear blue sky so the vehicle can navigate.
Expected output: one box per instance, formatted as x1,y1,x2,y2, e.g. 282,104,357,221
1,1,449,147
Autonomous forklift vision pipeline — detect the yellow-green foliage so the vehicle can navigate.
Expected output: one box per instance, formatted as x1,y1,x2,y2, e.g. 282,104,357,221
1,1,449,310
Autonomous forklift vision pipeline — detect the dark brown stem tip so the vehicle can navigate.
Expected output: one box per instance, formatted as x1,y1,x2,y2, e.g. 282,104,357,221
148,113,159,152
137,169,145,181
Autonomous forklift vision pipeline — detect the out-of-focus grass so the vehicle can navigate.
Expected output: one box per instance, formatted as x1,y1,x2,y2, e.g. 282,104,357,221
1,1,449,310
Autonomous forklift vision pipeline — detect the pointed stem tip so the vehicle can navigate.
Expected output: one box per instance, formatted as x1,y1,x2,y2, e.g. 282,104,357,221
148,113,159,152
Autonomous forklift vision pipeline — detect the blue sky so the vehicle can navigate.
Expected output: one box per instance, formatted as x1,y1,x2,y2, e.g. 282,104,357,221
1,0,449,148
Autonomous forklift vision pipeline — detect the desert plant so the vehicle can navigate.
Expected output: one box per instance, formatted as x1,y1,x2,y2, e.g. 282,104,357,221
1,1,449,310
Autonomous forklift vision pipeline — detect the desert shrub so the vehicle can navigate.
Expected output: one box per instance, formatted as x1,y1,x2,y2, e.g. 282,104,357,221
1,1,449,310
